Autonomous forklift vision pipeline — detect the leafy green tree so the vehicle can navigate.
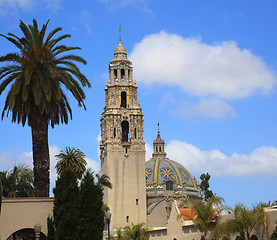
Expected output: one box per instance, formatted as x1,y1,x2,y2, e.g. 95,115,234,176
213,203,269,240
80,170,104,240
180,196,226,239
117,223,149,240
55,146,87,179
47,169,106,240
0,164,34,197
200,172,214,200
53,169,80,240
46,216,55,240
0,19,91,196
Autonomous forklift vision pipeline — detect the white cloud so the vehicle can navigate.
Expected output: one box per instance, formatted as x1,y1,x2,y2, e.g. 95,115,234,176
80,10,93,36
0,0,33,9
145,142,152,161
0,150,20,171
42,0,62,12
86,157,100,174
49,145,61,186
98,0,152,13
171,98,236,119
165,140,277,177
0,0,61,16
129,31,276,100
0,0,34,16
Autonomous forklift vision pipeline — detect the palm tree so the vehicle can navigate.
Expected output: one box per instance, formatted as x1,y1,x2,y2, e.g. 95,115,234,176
0,164,34,197
179,196,226,239
0,19,90,196
213,203,269,240
117,223,149,240
55,146,87,179
96,173,112,189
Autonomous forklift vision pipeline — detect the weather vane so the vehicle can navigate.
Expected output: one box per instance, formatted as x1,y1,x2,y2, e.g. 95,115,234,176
119,25,123,43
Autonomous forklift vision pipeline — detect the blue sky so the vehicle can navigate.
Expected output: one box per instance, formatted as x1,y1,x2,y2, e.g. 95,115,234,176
0,0,276,208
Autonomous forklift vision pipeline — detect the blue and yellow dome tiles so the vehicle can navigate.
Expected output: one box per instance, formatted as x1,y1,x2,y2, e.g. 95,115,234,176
145,158,196,190
145,127,199,195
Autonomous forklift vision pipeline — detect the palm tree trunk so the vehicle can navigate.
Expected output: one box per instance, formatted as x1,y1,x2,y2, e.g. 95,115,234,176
31,115,50,197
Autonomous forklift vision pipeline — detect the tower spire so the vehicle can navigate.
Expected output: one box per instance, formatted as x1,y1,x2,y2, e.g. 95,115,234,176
100,35,146,230
119,25,123,44
157,122,160,135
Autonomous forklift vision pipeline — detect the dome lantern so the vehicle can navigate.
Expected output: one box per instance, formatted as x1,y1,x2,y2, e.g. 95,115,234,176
113,40,127,60
153,123,166,157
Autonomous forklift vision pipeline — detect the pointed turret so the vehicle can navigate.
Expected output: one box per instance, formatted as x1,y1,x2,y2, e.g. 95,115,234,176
153,124,166,157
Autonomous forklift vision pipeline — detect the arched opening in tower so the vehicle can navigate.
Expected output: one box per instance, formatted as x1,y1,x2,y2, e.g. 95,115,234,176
121,69,125,79
121,121,129,142
114,69,117,79
121,91,127,108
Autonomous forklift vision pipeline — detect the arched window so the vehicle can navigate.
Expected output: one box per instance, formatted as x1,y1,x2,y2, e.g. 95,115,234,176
159,146,161,152
121,69,125,79
156,146,158,152
121,121,129,142
134,128,137,139
166,181,173,191
121,91,127,108
114,69,117,79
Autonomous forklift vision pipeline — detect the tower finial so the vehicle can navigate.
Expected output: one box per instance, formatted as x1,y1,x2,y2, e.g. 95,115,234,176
157,122,160,135
119,25,123,44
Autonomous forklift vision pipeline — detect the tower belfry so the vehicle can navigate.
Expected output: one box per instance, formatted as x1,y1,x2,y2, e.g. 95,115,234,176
100,40,147,230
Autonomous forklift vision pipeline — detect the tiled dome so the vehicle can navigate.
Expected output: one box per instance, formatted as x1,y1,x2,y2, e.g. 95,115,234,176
145,128,199,197
145,158,196,189
114,42,127,54
113,40,128,60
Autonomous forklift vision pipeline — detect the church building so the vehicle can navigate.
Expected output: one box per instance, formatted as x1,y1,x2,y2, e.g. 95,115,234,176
100,39,147,230
99,39,201,232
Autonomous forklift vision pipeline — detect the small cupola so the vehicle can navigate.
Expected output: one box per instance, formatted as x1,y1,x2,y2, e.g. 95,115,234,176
113,40,127,60
153,124,166,157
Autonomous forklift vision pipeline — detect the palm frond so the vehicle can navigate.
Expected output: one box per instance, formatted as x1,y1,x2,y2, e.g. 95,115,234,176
45,26,62,45
0,34,22,50
0,52,21,63
52,45,81,55
19,20,33,46
47,34,71,49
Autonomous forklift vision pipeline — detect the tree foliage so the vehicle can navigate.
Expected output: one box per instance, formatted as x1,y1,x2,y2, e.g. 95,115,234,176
200,172,214,200
180,196,226,238
55,146,87,179
116,223,149,240
53,169,80,240
213,202,269,240
96,173,112,189
47,169,105,240
46,216,55,240
0,164,34,197
80,171,104,240
0,19,90,196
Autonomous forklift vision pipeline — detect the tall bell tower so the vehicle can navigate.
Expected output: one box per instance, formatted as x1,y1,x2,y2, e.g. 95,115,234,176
100,40,147,230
